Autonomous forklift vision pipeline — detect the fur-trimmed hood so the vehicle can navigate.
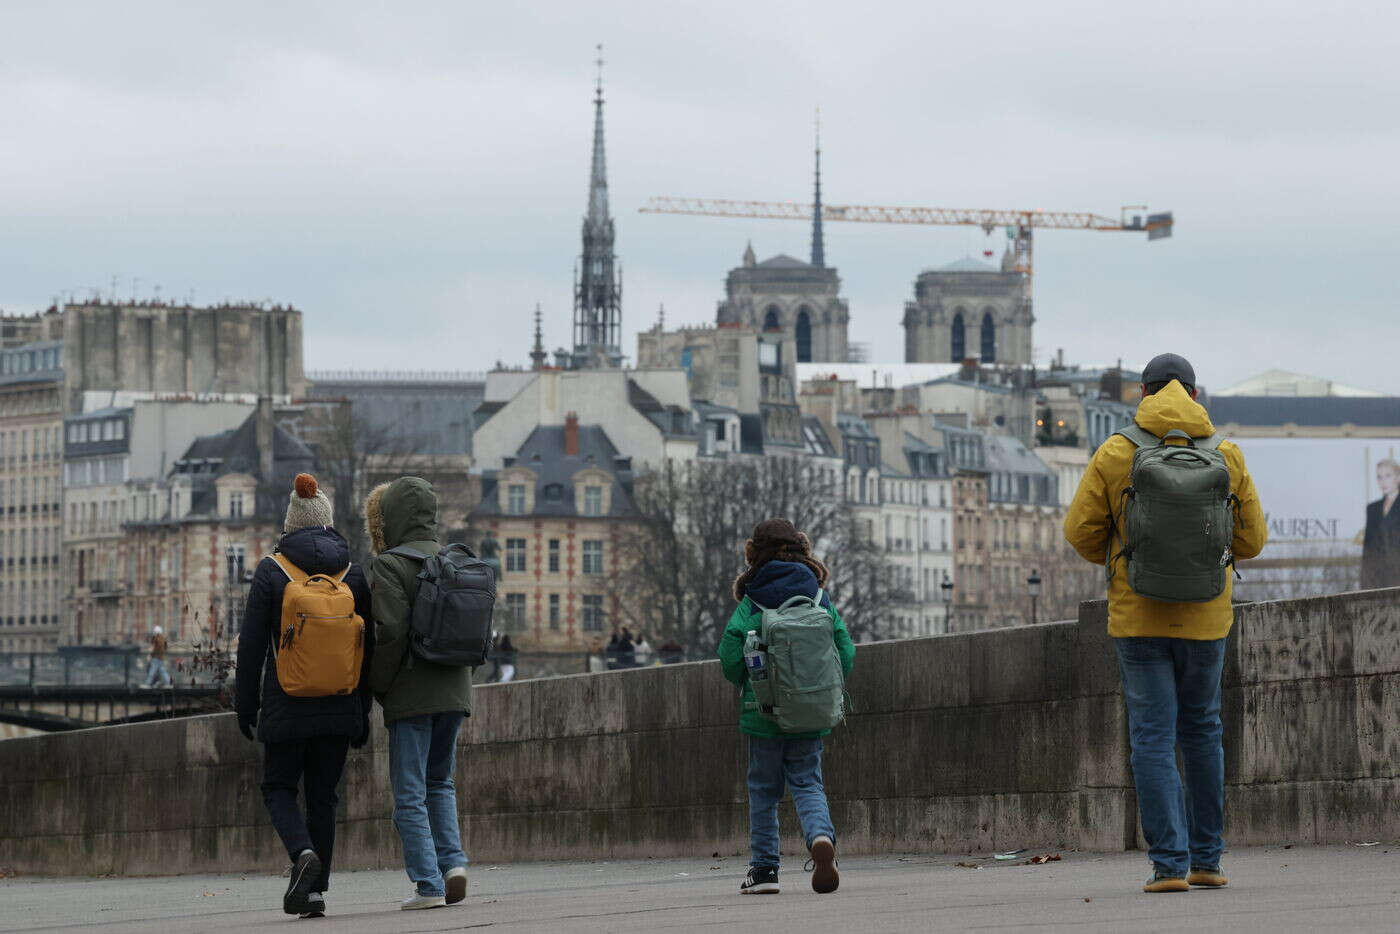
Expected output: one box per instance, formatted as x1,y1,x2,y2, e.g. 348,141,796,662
364,477,438,555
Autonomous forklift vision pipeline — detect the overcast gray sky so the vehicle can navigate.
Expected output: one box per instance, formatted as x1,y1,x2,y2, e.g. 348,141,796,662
2,1,1396,392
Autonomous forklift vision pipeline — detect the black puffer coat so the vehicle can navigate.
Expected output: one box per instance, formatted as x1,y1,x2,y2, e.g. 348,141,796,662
234,527,373,744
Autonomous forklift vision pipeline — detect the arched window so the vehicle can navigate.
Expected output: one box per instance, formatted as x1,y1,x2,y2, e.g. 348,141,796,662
980,311,996,363
795,308,812,362
951,312,965,362
762,306,781,332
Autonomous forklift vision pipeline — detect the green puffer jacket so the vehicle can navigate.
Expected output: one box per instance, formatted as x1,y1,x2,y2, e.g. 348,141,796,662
717,583,855,739
366,477,473,726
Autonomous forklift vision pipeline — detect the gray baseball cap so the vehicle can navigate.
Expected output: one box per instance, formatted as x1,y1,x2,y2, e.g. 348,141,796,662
1142,353,1196,388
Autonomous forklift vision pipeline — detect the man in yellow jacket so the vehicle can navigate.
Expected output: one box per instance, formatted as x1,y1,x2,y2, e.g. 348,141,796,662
1065,354,1266,894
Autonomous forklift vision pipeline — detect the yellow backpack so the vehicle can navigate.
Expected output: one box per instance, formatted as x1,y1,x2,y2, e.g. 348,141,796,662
270,555,365,697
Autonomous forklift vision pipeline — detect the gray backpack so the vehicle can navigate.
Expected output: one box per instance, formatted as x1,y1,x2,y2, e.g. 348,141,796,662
386,543,496,667
748,590,846,733
1113,425,1238,603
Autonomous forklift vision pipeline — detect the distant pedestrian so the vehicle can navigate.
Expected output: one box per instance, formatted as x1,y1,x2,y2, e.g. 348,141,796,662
366,477,472,911
617,628,636,668
1064,355,1266,894
658,638,685,664
144,626,172,688
632,632,653,667
605,630,623,670
495,635,517,683
718,518,854,896
235,473,373,919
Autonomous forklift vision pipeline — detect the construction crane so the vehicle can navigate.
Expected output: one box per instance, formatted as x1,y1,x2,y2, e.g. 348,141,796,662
638,196,1173,304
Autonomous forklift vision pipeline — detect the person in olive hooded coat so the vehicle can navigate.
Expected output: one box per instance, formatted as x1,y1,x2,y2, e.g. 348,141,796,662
365,476,472,910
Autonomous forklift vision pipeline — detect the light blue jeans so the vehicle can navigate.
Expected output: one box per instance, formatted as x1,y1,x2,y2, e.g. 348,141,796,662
388,712,468,896
144,658,171,687
747,735,836,869
1114,636,1228,877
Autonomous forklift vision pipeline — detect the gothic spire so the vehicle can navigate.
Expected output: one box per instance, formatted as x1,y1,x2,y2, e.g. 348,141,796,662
810,107,825,268
587,46,609,225
572,44,623,368
530,303,548,370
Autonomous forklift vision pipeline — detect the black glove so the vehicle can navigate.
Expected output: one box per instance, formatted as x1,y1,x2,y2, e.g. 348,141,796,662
238,712,257,741
351,716,370,749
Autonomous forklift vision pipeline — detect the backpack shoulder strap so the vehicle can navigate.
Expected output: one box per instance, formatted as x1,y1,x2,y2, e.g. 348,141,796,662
331,564,351,583
1196,433,1225,452
386,546,430,562
270,554,308,583
1115,424,1159,449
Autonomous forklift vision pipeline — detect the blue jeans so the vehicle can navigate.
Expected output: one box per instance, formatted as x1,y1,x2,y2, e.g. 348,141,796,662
145,658,171,687
388,712,468,896
747,736,836,869
1114,636,1228,877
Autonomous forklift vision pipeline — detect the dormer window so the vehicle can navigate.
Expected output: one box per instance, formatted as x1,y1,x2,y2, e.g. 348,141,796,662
229,491,244,518
583,485,603,517
507,484,527,515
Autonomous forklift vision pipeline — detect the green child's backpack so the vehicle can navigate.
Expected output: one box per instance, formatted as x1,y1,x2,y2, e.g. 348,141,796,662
748,590,846,733
1113,425,1238,603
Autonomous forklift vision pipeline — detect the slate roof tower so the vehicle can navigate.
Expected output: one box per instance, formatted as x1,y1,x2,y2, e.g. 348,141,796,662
571,45,624,369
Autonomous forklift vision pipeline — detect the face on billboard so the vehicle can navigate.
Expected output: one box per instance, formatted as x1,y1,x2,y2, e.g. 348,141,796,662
1379,461,1399,499
1233,438,1399,553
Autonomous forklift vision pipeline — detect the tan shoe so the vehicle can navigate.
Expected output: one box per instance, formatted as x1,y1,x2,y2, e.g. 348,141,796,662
1143,872,1190,893
1188,867,1228,887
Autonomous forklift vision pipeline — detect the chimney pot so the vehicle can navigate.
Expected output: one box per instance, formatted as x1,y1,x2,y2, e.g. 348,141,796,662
565,412,580,456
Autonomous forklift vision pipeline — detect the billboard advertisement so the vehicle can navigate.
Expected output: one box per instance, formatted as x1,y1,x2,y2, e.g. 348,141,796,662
1233,438,1399,599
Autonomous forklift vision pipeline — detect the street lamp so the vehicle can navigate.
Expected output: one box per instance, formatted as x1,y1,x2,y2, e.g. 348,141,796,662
940,572,954,633
1027,569,1042,625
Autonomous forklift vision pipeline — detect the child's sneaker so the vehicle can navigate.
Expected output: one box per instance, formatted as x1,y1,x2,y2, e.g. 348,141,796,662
808,836,839,894
401,892,447,910
444,866,468,904
1143,869,1190,893
740,866,780,895
1187,866,1228,887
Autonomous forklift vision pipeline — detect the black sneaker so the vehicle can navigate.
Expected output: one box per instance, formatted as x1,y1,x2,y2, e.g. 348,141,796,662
298,892,325,919
740,865,780,895
284,850,323,915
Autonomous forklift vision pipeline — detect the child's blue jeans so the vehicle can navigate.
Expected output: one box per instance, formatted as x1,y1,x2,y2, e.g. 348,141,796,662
747,735,836,869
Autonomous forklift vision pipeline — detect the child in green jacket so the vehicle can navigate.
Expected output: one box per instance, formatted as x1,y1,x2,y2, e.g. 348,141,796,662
717,518,856,896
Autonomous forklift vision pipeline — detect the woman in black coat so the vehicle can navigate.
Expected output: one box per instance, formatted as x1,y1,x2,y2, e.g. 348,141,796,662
233,474,373,917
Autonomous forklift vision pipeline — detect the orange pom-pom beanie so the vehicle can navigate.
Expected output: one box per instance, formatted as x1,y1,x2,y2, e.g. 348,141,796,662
284,472,333,532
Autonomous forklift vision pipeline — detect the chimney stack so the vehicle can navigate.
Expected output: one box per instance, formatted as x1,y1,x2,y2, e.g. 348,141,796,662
256,396,275,483
565,411,579,456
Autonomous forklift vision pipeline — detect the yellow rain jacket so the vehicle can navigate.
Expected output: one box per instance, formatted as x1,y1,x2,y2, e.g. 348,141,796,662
1064,380,1267,639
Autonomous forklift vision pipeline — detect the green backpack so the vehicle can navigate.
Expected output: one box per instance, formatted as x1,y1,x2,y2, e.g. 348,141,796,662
747,590,846,733
1113,425,1238,603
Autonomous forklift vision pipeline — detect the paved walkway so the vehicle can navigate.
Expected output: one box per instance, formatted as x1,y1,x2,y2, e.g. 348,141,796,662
1,845,1396,933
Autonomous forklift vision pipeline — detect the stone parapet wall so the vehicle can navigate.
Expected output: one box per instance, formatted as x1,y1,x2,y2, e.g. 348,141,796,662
1,589,1396,876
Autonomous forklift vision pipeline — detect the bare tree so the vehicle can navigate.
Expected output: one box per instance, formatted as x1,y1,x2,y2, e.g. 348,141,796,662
611,456,903,653
311,405,432,561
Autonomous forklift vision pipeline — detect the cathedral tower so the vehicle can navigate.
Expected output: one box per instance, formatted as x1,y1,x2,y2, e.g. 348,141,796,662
571,46,623,369
715,125,849,365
